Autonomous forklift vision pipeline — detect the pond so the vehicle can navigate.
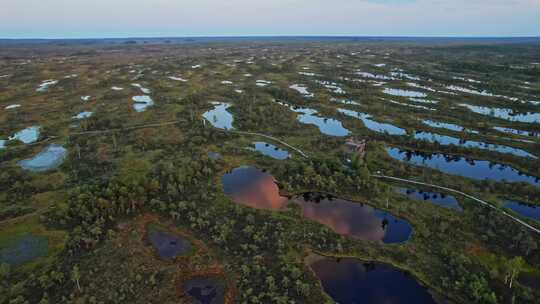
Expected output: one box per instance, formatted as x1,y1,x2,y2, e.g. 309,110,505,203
9,126,40,144
72,111,93,119
5,104,21,110
251,141,289,160
504,200,540,222
132,83,151,94
292,193,412,243
36,80,58,92
208,151,221,161
387,147,540,187
290,84,314,97
132,95,154,112
422,119,467,133
413,131,537,159
383,88,427,98
221,166,288,210
18,144,67,172
309,255,436,304
0,139,5,149
147,225,192,260
203,102,234,130
338,108,406,135
183,277,226,304
0,234,48,266
459,104,540,123
256,79,272,87
395,187,462,211
287,105,350,137
494,127,539,138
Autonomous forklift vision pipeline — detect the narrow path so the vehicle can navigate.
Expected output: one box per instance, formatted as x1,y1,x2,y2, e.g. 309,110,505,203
372,174,540,235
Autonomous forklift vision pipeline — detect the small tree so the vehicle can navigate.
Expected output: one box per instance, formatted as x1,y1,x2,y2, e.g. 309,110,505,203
71,265,81,291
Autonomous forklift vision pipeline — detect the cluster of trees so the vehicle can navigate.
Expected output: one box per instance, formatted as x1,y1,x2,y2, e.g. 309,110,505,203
0,146,343,303
471,205,539,264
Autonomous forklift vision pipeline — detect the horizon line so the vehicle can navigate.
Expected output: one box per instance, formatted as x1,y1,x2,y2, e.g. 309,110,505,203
2,34,540,40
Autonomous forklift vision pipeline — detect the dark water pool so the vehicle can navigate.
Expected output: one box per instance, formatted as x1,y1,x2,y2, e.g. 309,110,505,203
310,256,436,304
504,200,540,222
395,187,462,211
147,225,192,260
0,234,48,266
184,277,226,304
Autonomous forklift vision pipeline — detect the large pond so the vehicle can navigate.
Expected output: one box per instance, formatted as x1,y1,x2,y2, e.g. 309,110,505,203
310,255,436,304
387,148,540,188
147,225,192,260
0,234,48,266
221,166,288,210
280,103,349,136
221,167,412,242
251,141,289,160
459,104,540,123
338,108,406,135
203,102,234,130
293,193,412,243
504,200,540,222
18,144,67,172
395,187,462,211
183,277,226,304
413,131,536,159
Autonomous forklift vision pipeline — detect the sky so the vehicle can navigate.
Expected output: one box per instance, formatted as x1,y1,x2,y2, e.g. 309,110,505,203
1,0,539,38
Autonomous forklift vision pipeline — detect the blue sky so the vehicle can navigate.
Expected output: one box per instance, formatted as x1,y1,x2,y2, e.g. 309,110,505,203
1,0,539,38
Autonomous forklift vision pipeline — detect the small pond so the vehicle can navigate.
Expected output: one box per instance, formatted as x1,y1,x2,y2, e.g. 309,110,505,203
338,108,406,135
183,276,226,304
387,147,540,188
395,187,462,211
383,88,427,98
147,225,192,259
310,255,436,304
292,193,412,243
251,141,289,160
290,84,313,97
73,111,93,120
132,95,154,112
203,102,234,130
18,144,67,172
422,119,467,133
504,200,540,222
0,234,48,266
36,80,58,92
9,126,40,144
221,166,288,210
494,127,539,138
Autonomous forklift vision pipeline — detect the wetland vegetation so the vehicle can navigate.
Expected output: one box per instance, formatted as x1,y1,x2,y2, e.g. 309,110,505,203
0,38,539,304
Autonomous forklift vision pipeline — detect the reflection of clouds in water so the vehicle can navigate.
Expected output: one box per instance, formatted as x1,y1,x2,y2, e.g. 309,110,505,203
296,198,386,241
232,177,288,210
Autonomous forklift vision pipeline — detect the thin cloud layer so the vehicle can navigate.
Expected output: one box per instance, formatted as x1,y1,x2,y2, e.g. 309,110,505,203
1,0,539,37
